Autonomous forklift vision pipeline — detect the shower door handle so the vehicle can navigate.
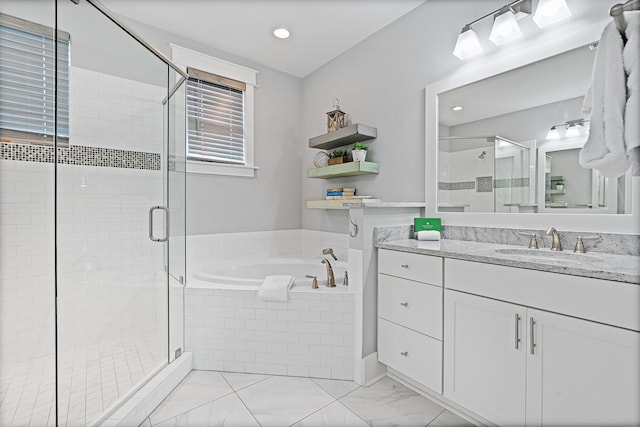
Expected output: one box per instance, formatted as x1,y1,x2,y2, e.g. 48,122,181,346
149,206,170,242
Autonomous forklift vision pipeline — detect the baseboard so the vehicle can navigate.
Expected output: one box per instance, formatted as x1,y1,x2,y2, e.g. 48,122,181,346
387,368,495,427
97,352,193,426
360,352,387,386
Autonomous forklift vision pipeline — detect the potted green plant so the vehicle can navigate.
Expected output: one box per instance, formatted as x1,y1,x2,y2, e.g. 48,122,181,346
352,142,369,162
555,180,565,191
327,149,348,165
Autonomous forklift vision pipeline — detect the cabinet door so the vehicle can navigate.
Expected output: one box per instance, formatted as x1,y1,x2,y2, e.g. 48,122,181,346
444,290,526,426
526,309,640,426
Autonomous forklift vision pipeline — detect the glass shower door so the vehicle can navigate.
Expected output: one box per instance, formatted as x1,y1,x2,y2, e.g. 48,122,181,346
55,1,172,424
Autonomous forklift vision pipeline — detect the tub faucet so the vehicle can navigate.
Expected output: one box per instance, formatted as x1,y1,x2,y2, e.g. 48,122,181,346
321,258,336,287
545,227,562,251
322,248,338,260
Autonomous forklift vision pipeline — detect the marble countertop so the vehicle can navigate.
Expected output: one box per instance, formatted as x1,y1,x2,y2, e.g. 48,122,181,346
377,239,640,284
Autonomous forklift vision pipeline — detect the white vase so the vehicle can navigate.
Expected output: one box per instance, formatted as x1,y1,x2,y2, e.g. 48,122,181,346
352,149,367,162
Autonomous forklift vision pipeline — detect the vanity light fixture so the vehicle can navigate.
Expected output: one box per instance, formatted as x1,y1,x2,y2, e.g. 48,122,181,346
452,0,573,59
546,119,588,140
273,27,290,39
533,0,572,28
453,25,483,60
489,7,523,45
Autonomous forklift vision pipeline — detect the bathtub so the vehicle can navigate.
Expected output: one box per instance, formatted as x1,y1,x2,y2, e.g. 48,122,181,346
191,257,348,291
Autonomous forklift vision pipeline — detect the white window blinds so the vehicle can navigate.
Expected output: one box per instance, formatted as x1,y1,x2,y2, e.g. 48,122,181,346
186,67,245,164
0,13,70,145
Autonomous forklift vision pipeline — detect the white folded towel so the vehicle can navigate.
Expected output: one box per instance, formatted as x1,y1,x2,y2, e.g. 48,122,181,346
416,230,441,241
624,12,640,175
258,275,294,302
579,19,630,177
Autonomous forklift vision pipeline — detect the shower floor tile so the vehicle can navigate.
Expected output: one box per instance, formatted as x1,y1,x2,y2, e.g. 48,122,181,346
146,372,474,427
0,331,164,427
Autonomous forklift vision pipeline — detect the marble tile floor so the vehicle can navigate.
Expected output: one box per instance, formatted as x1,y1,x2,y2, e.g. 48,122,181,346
144,370,474,427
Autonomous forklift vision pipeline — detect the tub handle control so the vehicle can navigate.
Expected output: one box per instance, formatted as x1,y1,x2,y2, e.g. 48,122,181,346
400,264,409,268
400,302,408,307
305,275,319,289
400,351,408,357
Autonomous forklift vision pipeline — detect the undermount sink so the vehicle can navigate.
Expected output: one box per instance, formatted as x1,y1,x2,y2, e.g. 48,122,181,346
494,248,604,263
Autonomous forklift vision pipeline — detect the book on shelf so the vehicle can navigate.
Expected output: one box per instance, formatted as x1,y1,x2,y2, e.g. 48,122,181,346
327,187,355,193
327,191,355,196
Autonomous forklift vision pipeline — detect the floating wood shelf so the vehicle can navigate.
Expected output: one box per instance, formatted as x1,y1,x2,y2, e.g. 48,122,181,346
307,161,379,179
308,123,377,150
546,189,567,194
306,199,382,209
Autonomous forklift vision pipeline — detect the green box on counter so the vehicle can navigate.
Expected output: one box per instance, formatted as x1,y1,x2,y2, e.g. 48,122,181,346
414,217,441,232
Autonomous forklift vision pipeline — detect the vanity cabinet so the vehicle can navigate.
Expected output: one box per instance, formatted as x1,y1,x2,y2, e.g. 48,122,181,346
444,259,640,426
377,249,443,393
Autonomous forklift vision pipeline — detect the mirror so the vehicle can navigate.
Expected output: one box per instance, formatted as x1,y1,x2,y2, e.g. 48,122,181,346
435,43,630,215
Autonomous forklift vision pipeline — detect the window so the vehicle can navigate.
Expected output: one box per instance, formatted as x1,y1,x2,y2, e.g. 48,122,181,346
171,44,257,177
186,67,245,165
0,13,70,146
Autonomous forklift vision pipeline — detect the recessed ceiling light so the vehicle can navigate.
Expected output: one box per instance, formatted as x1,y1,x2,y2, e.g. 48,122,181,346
451,105,464,111
273,28,290,39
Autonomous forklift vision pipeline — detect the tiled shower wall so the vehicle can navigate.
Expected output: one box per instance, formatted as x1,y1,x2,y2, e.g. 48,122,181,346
439,147,530,212
0,65,165,364
186,230,349,275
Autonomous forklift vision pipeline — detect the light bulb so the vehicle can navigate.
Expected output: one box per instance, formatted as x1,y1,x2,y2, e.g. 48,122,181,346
533,0,571,28
453,25,483,60
489,10,522,45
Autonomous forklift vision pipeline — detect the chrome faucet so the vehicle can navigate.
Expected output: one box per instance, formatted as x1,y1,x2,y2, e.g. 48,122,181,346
321,258,336,287
545,227,562,251
322,248,338,260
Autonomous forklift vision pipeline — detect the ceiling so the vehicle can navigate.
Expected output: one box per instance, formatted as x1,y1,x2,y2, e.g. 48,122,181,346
99,0,426,78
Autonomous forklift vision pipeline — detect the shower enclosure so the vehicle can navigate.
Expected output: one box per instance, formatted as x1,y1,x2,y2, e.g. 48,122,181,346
0,1,186,425
438,136,534,213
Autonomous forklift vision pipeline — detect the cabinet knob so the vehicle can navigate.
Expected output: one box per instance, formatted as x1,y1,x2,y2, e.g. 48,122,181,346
400,351,408,357
400,264,409,268
400,302,409,307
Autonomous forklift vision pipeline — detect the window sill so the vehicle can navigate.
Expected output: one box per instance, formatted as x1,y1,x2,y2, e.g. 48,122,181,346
186,160,258,177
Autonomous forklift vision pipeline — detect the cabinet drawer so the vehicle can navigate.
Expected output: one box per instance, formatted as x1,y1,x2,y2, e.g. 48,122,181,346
445,258,640,331
378,274,442,339
378,318,442,393
378,249,442,285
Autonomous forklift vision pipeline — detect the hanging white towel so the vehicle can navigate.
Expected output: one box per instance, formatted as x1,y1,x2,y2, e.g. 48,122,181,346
258,275,294,302
579,20,630,177
623,12,640,175
416,230,441,241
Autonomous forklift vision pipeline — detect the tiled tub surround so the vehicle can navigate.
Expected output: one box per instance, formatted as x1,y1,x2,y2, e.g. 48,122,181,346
185,287,354,380
185,230,354,380
375,225,640,257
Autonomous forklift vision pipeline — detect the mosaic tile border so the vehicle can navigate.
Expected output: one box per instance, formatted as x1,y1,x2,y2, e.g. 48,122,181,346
0,142,160,170
439,177,530,192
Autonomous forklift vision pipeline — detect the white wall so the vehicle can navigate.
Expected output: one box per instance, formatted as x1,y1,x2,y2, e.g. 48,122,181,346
116,19,304,235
